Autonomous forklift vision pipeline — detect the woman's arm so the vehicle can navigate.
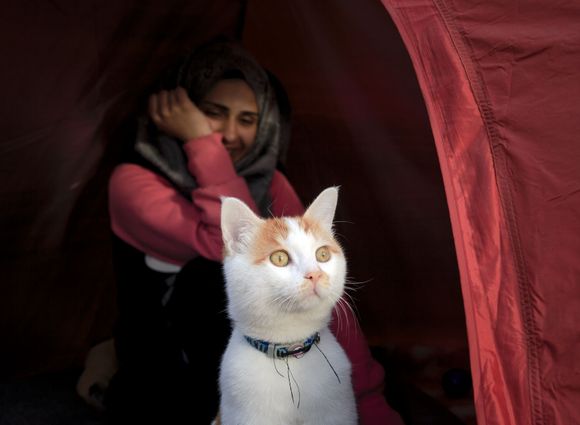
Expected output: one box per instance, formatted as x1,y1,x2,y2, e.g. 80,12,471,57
110,87,259,264
109,133,257,265
330,308,404,425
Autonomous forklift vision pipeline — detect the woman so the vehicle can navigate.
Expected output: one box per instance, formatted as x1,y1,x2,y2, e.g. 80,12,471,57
85,40,401,425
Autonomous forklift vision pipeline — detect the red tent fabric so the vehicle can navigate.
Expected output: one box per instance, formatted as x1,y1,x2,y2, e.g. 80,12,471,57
381,0,580,423
2,0,579,423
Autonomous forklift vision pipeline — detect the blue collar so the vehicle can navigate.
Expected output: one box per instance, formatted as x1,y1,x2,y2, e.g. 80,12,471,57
244,332,321,359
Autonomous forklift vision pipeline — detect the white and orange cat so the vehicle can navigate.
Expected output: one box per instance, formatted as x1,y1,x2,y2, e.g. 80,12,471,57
218,187,357,425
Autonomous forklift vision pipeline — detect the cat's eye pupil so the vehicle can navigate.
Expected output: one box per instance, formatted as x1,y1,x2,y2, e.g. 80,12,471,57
316,246,331,263
270,250,289,267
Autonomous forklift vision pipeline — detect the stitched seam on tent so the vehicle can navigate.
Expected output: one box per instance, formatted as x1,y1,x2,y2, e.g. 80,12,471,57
383,3,484,421
431,1,544,424
382,3,483,421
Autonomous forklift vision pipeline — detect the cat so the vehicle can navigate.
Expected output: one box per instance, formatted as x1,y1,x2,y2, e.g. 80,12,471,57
218,186,357,425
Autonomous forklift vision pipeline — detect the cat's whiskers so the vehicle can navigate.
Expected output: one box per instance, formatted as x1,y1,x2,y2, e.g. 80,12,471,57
342,292,361,325
344,276,373,291
340,282,359,309
331,292,360,343
342,276,369,315
271,293,296,310
335,297,351,340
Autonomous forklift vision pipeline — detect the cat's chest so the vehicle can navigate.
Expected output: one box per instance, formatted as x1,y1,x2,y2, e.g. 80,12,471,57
219,328,356,424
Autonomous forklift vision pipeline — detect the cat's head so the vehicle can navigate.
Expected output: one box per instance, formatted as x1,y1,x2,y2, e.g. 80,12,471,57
221,187,346,339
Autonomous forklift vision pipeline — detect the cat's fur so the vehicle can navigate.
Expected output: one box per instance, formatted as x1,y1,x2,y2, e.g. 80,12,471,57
218,187,357,425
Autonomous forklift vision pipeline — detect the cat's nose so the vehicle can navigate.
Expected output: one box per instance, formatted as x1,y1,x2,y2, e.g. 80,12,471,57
305,271,323,285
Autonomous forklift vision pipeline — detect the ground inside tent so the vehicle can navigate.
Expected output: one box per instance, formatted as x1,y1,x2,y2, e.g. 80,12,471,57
0,349,474,425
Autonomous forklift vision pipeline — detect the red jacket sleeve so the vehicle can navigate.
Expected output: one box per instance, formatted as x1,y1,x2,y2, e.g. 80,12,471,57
108,134,304,265
268,171,305,217
330,306,404,425
108,133,257,264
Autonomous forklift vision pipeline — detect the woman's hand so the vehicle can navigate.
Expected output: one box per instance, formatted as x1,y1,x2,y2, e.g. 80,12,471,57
148,87,212,141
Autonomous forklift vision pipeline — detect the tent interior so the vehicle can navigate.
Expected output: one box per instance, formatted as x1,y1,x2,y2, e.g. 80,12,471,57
3,0,579,424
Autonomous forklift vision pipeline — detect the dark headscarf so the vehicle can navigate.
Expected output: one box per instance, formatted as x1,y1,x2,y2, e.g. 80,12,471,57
134,40,291,215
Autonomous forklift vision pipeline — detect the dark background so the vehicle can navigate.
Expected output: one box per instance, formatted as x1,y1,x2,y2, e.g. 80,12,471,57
0,0,471,422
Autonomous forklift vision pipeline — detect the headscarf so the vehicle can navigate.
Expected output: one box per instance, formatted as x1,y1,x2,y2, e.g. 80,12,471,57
134,40,291,215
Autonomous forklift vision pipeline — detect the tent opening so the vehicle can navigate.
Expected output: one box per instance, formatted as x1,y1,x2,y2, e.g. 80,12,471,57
244,1,475,423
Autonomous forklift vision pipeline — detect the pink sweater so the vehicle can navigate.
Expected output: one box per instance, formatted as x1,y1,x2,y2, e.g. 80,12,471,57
109,133,403,425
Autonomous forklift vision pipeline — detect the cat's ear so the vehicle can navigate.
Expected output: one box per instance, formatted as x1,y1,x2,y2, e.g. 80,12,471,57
303,186,339,233
221,197,263,254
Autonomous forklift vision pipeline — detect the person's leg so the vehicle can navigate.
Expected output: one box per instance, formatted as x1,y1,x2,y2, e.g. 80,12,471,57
165,257,231,423
106,243,229,423
105,236,185,421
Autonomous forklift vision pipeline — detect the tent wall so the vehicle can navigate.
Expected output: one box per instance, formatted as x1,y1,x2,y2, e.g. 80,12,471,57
1,0,468,385
382,0,580,424
4,0,579,422
0,0,245,377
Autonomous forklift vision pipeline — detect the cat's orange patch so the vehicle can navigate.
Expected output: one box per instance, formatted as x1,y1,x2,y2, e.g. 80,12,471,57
299,217,342,254
251,217,290,264
299,216,323,235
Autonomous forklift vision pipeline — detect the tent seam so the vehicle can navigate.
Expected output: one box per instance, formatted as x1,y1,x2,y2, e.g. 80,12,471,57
380,3,484,422
381,3,485,421
430,1,545,424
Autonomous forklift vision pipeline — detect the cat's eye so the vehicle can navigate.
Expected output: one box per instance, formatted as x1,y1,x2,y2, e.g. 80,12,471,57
316,246,331,263
270,250,290,267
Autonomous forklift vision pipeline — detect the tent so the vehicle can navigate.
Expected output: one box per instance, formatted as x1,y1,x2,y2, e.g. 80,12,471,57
1,0,579,424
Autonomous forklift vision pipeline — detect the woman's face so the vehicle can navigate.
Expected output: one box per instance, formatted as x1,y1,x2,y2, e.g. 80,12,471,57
199,79,259,163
